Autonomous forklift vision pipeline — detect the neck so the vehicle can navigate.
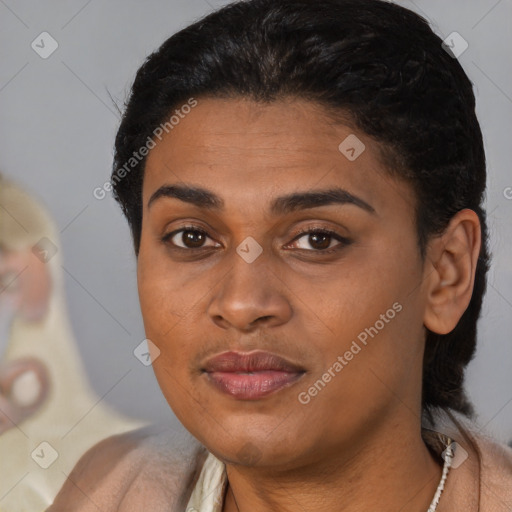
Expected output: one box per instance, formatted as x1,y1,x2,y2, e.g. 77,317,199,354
222,415,442,512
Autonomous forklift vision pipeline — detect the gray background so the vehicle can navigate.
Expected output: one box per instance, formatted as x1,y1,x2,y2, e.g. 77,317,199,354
1,0,511,440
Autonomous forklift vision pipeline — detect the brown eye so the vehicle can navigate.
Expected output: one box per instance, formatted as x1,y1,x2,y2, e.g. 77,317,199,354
180,230,206,248
290,229,348,252
163,227,220,250
303,232,333,250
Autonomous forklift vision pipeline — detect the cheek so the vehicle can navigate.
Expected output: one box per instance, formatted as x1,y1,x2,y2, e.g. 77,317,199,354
313,247,407,341
306,241,424,394
137,246,187,339
137,252,200,390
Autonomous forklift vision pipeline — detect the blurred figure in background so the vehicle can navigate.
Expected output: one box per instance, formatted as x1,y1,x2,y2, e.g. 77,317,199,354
0,174,144,511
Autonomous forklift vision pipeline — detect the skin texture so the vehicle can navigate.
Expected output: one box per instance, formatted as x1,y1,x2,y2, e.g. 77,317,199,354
137,97,481,512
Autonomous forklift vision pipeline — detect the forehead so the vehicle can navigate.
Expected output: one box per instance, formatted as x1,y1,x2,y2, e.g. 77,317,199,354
142,97,414,216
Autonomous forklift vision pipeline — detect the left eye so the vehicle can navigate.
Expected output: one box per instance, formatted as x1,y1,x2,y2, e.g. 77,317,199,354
289,230,347,251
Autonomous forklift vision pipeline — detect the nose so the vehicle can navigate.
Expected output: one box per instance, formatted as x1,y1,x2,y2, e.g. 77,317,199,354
207,249,292,332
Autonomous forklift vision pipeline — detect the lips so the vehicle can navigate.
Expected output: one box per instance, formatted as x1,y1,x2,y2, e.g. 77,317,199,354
202,351,305,400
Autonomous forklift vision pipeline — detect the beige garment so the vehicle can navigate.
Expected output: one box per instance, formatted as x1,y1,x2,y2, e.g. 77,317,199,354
47,411,512,511
0,178,145,511
47,425,207,512
185,451,227,512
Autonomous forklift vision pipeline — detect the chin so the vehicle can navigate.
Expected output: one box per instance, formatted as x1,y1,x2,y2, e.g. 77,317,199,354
191,413,306,466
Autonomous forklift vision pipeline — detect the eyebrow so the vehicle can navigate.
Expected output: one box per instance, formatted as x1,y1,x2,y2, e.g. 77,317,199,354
147,184,376,215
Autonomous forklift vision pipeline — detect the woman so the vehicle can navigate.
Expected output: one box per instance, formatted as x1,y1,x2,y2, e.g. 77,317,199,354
48,0,512,510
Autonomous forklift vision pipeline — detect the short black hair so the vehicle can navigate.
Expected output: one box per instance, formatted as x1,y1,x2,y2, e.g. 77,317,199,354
112,0,490,420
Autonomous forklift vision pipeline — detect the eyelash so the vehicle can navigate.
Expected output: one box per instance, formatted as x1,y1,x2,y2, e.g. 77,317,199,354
161,224,351,255
290,227,351,253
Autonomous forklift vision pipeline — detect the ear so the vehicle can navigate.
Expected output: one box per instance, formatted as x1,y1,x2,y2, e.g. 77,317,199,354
422,209,482,335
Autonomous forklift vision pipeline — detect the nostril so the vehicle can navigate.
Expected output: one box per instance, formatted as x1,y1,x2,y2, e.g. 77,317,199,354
251,316,274,326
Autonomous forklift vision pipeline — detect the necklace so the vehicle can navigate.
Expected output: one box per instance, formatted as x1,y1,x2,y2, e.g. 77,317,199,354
229,439,454,512
427,438,454,512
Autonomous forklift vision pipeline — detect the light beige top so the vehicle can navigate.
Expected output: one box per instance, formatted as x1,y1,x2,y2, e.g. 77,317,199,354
185,451,227,512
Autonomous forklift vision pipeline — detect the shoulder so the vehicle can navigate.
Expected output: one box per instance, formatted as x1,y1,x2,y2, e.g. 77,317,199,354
432,410,512,510
473,431,512,509
47,425,208,512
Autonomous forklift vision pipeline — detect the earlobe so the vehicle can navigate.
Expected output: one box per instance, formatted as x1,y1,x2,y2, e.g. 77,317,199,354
423,209,481,335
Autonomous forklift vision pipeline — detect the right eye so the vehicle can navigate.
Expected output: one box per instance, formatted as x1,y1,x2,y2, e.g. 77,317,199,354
161,226,221,250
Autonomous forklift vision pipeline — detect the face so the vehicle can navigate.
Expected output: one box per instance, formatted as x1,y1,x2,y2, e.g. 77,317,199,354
138,97,430,469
